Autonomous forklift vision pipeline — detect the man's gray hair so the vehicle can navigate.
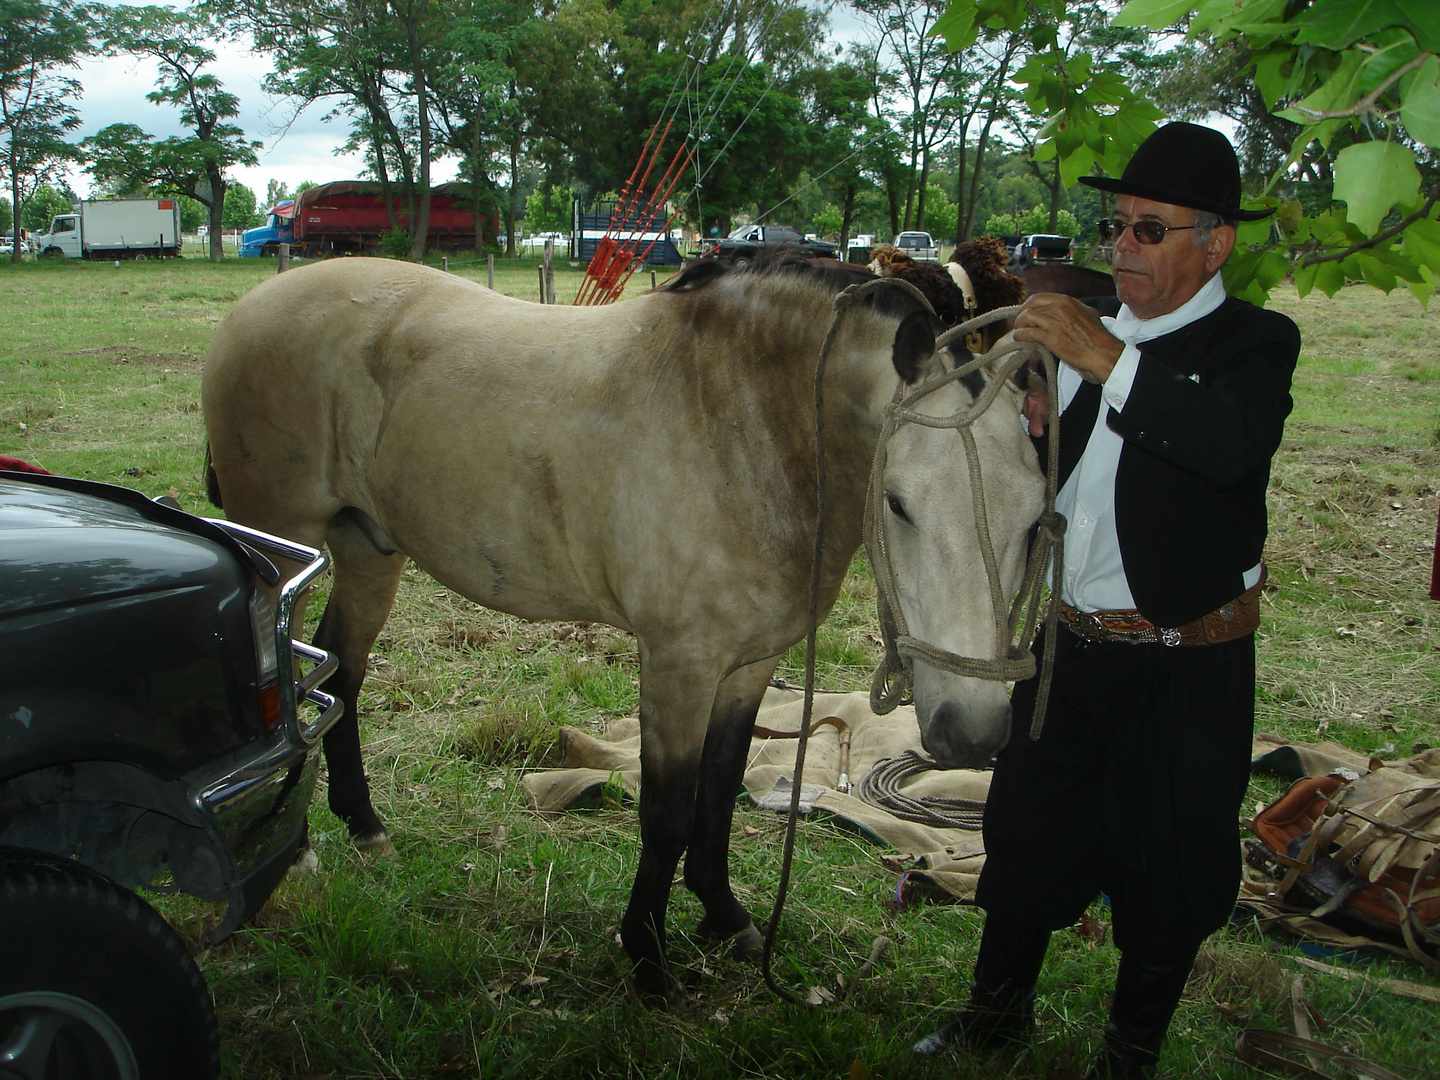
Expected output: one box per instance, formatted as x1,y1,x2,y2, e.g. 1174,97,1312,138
1192,210,1235,244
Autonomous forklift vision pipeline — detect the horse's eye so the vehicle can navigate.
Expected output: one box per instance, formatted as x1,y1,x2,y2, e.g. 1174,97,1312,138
885,492,909,522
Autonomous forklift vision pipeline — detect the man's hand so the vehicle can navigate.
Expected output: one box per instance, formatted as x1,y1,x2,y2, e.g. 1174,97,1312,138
1022,362,1050,437
1012,293,1125,384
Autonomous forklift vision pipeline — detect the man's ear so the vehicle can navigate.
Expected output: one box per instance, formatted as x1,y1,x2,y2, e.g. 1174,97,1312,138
1205,224,1237,273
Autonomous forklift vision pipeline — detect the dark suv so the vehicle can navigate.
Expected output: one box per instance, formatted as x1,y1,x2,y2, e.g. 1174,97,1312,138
0,470,341,1079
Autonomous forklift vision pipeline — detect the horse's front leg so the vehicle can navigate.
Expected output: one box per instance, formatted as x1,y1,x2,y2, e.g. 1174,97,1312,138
620,654,715,1006
685,658,777,960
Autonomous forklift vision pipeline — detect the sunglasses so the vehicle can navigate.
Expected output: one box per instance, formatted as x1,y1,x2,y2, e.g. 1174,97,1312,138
1096,218,1200,245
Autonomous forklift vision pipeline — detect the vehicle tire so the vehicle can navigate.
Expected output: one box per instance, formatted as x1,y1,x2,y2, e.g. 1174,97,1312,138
732,253,752,268
41,247,64,260
0,849,220,1080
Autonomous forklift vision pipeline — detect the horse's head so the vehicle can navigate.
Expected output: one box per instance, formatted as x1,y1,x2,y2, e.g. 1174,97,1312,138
873,333,1046,770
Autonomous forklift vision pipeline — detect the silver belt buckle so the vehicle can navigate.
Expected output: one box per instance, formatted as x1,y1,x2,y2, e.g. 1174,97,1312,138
1160,626,1182,647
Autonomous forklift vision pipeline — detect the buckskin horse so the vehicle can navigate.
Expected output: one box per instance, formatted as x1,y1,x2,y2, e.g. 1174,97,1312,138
202,255,1045,1002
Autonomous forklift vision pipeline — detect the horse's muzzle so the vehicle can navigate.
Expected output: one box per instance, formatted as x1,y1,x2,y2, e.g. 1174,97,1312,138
919,698,1011,770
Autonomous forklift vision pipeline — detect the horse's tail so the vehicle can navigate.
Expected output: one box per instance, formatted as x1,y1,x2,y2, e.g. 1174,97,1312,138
203,443,223,509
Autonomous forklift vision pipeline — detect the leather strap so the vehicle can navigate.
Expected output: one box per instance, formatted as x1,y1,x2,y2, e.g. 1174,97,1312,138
1234,1029,1405,1080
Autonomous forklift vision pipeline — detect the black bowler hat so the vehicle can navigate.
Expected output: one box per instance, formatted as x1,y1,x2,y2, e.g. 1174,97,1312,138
1079,122,1274,221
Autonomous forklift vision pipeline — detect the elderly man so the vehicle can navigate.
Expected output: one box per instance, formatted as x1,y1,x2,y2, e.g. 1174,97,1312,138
916,123,1301,1079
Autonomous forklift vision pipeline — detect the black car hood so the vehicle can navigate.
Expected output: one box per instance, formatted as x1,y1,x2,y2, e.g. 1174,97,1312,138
0,474,239,617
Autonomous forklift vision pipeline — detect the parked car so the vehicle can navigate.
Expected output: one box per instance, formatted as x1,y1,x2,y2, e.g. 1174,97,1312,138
520,232,567,250
700,224,838,265
0,469,341,1079
1010,233,1073,266
893,230,939,261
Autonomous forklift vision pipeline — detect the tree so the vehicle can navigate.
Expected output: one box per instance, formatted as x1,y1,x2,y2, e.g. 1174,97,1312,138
222,181,259,229
938,0,1440,305
21,182,73,231
1114,0,1440,305
90,5,260,261
0,0,91,260
215,0,477,260
921,182,958,240
524,182,571,233
853,0,968,233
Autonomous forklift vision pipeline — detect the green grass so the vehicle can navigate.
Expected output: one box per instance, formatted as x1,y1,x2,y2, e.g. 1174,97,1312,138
2,260,1439,1078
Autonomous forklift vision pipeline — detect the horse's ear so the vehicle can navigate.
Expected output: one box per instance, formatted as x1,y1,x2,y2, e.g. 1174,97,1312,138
891,309,940,384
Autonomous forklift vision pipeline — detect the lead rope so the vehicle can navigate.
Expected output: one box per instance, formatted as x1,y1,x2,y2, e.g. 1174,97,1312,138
761,285,1069,1001
761,277,928,1004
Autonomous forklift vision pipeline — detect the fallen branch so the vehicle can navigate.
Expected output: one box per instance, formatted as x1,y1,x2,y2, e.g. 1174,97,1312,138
1291,955,1440,1003
843,935,893,1000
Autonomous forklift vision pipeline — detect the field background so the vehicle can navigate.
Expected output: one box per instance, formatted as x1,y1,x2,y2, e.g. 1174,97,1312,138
2,252,1438,1079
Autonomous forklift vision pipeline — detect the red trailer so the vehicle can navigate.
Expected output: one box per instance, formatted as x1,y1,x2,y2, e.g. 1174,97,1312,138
290,181,496,256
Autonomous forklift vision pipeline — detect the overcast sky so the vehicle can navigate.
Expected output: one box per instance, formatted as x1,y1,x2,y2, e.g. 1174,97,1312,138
64,4,871,208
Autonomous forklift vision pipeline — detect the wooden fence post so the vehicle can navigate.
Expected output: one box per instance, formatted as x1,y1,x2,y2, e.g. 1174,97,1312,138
487,254,494,290
277,243,290,273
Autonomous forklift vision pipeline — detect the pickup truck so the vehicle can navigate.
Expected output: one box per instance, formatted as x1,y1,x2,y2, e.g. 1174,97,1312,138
0,469,341,1079
702,224,838,266
894,231,939,261
1010,233,1073,266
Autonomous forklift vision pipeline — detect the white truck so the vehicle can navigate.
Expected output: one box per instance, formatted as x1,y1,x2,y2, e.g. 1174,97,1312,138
893,230,940,261
34,198,183,260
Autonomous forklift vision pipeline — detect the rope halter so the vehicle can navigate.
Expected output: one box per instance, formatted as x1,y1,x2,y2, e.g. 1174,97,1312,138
863,303,1068,743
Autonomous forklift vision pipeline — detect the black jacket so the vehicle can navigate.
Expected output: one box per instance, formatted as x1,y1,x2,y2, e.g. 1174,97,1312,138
1049,295,1300,627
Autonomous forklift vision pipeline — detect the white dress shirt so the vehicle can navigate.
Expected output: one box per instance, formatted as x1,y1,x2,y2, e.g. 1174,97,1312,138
1054,273,1260,614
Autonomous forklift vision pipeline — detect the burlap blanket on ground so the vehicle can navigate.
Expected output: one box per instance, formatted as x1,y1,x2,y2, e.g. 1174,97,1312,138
521,690,1400,908
521,686,991,899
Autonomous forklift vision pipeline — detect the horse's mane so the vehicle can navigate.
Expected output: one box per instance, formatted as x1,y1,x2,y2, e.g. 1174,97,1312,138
666,251,919,320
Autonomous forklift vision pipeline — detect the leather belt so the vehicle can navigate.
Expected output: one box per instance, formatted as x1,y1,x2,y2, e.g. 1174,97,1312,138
1059,568,1266,648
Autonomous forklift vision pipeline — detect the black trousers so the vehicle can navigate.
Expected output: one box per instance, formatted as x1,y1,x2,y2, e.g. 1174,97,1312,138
976,627,1255,959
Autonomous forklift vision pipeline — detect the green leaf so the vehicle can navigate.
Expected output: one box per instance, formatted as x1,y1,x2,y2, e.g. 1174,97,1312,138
1313,259,1347,296
1294,260,1318,298
931,1,980,52
1253,47,1293,110
1331,141,1421,233
1399,54,1440,147
1397,0,1440,51
1235,216,1273,248
1355,28,1420,94
1405,264,1435,308
1294,0,1440,54
1277,49,1364,124
1401,215,1440,270
1357,252,1398,291
1192,0,1288,36
1112,0,1194,28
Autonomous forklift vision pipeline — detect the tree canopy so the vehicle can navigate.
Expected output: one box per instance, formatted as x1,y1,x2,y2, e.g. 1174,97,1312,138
937,0,1440,305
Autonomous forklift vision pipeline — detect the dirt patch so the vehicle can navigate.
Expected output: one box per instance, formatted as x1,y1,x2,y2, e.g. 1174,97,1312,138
58,346,202,369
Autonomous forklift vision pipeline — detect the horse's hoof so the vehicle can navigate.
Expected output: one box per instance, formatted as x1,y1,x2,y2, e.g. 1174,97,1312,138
354,831,396,857
632,968,687,1010
696,916,765,961
288,848,320,877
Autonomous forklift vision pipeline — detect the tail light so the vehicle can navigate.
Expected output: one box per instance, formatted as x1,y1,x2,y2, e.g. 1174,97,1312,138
249,588,282,731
